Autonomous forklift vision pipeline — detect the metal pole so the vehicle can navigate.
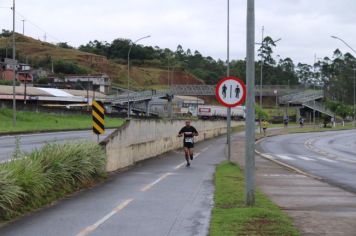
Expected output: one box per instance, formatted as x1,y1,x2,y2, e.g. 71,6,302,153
226,0,232,162
259,26,264,133
353,68,356,127
313,54,316,128
12,0,16,127
87,77,90,111
127,35,151,118
24,74,27,104
21,19,25,35
245,0,256,206
127,43,132,119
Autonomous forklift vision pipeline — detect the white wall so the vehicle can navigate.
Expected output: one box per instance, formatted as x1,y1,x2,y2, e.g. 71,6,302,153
101,119,243,172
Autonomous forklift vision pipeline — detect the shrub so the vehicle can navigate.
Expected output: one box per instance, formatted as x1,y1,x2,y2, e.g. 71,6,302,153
0,141,106,220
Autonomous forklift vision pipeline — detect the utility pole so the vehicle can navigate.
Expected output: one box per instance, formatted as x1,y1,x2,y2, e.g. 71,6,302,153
21,19,25,35
226,0,232,162
12,0,16,127
245,0,256,206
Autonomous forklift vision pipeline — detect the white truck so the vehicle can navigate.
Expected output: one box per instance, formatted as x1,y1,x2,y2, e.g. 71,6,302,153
197,105,245,120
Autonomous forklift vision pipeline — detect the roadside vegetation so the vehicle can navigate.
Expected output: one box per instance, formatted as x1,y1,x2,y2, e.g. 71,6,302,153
0,109,124,134
210,161,300,236
0,141,106,222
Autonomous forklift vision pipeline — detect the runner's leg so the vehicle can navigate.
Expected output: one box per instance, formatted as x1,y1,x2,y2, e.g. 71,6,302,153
189,148,194,160
184,147,190,166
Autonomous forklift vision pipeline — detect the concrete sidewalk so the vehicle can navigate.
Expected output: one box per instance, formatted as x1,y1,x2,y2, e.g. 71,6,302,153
232,130,356,236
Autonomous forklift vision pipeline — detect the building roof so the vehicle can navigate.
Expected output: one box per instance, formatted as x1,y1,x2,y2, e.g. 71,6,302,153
0,85,107,101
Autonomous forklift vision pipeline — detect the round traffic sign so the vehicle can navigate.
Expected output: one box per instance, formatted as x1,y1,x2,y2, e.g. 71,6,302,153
215,76,246,107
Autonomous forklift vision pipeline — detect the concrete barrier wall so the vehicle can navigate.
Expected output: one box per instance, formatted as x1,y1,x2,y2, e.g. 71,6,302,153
101,119,243,172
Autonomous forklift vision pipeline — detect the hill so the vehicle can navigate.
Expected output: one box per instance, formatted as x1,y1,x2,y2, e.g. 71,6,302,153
0,34,203,90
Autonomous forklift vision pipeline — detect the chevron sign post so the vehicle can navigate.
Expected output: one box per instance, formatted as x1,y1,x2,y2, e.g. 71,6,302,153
92,100,105,142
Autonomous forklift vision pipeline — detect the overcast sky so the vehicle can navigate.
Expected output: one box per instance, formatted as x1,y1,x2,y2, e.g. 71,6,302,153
0,0,356,65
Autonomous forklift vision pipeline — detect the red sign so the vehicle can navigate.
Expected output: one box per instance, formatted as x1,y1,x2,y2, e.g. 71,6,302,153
215,76,246,107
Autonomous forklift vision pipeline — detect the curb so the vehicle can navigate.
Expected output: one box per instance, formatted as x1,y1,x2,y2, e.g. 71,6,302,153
255,134,323,181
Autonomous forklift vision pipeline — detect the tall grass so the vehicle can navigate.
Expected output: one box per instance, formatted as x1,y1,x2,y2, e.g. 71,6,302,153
0,142,106,221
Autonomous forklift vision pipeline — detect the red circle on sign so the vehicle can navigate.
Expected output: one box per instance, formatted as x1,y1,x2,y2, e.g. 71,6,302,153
215,76,246,107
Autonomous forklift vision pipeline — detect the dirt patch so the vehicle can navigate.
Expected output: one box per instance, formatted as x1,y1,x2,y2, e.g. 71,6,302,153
244,219,280,236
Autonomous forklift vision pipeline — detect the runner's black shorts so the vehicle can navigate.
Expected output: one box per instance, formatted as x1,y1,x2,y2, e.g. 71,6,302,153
183,141,194,149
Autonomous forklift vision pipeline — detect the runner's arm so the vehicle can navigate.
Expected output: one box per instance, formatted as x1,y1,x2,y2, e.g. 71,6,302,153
193,127,199,136
178,128,184,137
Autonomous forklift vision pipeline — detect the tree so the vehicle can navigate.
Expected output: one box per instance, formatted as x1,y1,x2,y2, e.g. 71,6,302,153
255,104,269,120
0,29,12,37
258,36,277,65
57,42,73,49
296,63,313,85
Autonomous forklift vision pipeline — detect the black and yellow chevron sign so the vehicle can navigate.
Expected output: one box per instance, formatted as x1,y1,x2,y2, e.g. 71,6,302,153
92,100,105,135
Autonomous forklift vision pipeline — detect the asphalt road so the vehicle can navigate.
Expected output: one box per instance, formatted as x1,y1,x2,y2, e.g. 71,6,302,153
0,129,115,162
0,134,228,236
256,129,356,193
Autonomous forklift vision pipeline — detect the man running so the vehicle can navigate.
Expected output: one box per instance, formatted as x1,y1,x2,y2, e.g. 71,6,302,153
178,120,199,167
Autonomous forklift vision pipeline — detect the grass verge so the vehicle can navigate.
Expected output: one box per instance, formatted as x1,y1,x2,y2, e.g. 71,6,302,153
0,141,106,222
232,125,245,133
0,109,124,134
210,161,300,236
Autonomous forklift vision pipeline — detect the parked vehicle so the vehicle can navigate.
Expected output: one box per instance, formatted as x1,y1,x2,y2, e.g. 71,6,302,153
197,105,245,120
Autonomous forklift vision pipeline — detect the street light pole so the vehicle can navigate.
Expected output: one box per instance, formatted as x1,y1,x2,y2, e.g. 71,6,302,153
127,35,151,118
12,0,16,127
331,35,356,127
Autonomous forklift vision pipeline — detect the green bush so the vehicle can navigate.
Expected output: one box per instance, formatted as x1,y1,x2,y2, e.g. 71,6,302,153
0,80,20,86
0,142,106,220
54,60,89,75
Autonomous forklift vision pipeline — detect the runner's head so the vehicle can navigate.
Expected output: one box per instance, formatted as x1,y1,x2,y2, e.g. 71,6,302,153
185,120,191,127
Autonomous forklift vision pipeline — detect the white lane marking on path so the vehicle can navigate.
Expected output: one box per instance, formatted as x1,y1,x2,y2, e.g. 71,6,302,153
76,198,133,236
173,152,201,170
141,173,173,192
276,155,295,161
336,157,356,164
201,147,209,152
317,157,337,163
174,162,186,170
296,156,315,161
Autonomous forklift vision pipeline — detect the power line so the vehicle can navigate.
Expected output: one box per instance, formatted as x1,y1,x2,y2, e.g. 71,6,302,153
14,10,61,42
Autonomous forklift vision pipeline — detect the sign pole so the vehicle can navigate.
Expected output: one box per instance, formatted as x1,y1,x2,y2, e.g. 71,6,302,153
245,0,256,206
216,77,246,164
12,0,16,127
226,0,231,161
